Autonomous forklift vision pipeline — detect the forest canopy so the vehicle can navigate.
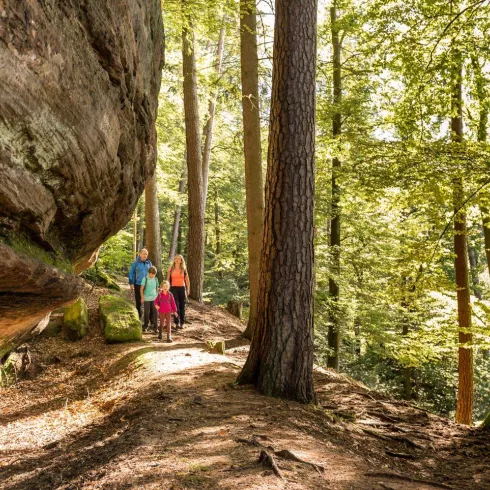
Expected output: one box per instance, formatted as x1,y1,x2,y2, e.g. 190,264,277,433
96,0,490,424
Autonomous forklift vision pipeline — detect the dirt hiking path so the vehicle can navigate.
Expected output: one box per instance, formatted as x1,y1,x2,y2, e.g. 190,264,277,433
1,284,489,489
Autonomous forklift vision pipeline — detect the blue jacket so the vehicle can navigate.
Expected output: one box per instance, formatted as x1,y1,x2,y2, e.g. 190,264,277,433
128,256,152,286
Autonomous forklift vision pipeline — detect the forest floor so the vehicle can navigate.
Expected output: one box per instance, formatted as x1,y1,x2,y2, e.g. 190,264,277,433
1,283,490,490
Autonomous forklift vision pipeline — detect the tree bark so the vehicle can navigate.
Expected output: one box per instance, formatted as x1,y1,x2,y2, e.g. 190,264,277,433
237,0,317,404
182,13,205,302
451,48,473,426
133,209,137,259
482,207,490,271
214,189,221,257
145,174,162,277
137,200,145,252
169,166,186,260
240,0,265,340
327,3,342,370
202,21,226,211
468,243,482,300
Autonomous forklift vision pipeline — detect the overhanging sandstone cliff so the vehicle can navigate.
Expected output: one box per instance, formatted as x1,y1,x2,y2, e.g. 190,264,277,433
0,0,164,355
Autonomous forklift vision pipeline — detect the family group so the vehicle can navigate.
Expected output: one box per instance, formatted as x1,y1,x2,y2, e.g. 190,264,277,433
128,249,190,343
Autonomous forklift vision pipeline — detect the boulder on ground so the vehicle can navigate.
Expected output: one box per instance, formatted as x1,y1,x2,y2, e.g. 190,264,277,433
99,295,142,343
42,319,63,338
63,298,89,341
0,346,35,387
206,340,226,355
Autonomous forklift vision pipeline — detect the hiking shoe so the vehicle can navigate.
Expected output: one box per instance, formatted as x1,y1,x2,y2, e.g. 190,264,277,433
166,337,173,343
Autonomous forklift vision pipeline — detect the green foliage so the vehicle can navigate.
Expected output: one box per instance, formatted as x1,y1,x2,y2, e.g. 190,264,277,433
96,0,490,420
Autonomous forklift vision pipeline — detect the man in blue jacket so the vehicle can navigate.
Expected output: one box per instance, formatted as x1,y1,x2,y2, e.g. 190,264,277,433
129,248,152,319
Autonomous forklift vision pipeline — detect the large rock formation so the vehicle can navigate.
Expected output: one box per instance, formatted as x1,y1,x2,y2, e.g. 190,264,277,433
0,0,164,356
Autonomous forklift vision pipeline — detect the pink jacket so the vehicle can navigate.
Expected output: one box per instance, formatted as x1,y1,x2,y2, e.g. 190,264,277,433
155,291,177,314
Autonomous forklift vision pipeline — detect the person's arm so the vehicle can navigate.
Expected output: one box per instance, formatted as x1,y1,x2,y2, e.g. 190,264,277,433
155,294,160,311
129,261,136,290
185,271,190,296
166,267,171,281
140,278,145,301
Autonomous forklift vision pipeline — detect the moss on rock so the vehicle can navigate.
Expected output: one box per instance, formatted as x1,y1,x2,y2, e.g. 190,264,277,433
482,411,490,429
99,295,142,343
0,356,17,387
81,267,121,291
63,298,89,341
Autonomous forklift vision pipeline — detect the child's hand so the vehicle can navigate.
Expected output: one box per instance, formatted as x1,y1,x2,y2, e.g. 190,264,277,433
155,305,160,311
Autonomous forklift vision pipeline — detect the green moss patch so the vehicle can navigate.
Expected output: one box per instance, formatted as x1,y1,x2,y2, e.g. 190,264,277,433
0,232,72,273
99,295,142,343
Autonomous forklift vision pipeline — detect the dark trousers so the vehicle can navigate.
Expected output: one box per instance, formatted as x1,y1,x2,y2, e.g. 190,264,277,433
170,286,186,325
134,285,143,319
143,301,158,331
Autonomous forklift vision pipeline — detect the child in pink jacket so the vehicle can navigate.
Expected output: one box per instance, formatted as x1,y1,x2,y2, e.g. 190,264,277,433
154,281,178,342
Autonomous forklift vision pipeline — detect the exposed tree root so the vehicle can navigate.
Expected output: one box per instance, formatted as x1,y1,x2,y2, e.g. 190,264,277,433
385,450,416,460
275,449,325,474
258,450,284,479
365,472,453,489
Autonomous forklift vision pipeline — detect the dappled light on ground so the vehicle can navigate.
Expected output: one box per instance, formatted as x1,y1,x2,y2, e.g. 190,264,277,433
1,284,490,489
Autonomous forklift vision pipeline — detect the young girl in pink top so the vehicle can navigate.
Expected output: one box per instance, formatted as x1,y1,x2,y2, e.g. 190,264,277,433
154,281,178,343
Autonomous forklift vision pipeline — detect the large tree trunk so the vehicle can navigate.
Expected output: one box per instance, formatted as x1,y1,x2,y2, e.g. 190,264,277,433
237,0,317,404
182,15,205,302
452,48,473,426
240,0,265,340
327,3,342,370
145,174,162,277
202,22,226,211
169,166,186,260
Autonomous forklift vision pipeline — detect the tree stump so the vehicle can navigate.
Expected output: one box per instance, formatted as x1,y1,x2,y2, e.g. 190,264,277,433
227,300,243,319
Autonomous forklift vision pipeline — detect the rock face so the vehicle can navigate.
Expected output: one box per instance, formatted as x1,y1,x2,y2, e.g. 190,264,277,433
63,298,89,341
0,0,164,355
99,295,142,343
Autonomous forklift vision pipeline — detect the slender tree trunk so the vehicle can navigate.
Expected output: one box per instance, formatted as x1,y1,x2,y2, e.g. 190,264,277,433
202,22,226,211
471,54,490,276
452,48,473,425
327,3,342,370
237,0,318,404
182,13,205,302
177,216,183,255
133,209,138,259
137,200,144,251
214,189,221,257
145,174,163,278
401,297,412,401
240,0,265,340
468,243,482,300
482,207,490,270
169,166,186,260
